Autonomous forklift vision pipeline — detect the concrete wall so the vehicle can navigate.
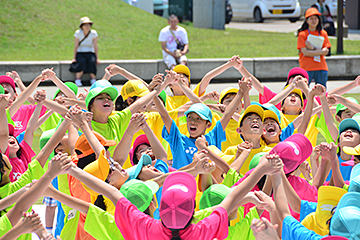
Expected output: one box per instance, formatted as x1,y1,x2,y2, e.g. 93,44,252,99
0,55,359,83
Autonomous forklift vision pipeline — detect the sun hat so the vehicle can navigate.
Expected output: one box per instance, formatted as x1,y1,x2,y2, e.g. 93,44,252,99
184,103,213,123
53,82,79,99
339,118,360,135
336,97,359,115
85,81,119,109
287,67,309,82
127,154,152,181
219,87,238,104
120,179,159,212
75,131,116,159
129,134,150,166
249,152,267,171
83,149,110,182
0,75,16,92
120,80,150,101
173,65,191,83
305,7,322,18
314,186,347,231
329,192,360,238
269,133,312,174
79,16,93,28
343,144,360,157
160,172,196,229
239,104,264,127
199,184,232,210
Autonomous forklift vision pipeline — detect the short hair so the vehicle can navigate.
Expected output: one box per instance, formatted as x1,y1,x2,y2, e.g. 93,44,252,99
168,14,178,20
220,93,237,104
239,112,261,127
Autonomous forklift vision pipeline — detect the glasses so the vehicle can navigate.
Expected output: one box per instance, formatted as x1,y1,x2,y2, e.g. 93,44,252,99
108,157,116,172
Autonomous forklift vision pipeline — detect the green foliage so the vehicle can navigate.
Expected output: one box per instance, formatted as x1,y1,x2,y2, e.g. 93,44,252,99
1,0,359,60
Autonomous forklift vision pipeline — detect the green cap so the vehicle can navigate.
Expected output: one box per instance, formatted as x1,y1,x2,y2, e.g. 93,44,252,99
0,85,4,94
352,113,360,126
158,90,167,106
120,179,159,212
85,85,119,109
336,97,359,115
199,184,232,210
249,152,267,170
53,82,79,99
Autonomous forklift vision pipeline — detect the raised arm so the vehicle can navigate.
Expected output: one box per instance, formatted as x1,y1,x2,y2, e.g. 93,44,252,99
42,98,68,116
280,169,301,214
105,64,143,82
320,94,338,142
220,80,243,129
333,94,360,113
7,71,35,105
0,185,29,211
0,95,10,153
237,64,264,95
328,75,360,95
23,99,43,147
42,69,77,99
230,143,252,173
321,142,345,188
142,120,167,163
268,79,296,106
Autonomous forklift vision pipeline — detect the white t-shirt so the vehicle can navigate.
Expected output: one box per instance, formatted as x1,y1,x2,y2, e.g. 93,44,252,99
158,26,189,54
74,29,98,53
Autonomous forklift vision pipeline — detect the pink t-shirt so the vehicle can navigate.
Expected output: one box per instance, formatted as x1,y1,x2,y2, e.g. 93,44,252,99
259,86,322,110
114,197,229,240
11,105,47,137
5,140,35,182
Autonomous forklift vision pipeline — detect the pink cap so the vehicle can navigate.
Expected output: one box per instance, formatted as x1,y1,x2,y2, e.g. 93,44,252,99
322,236,349,240
0,75,16,92
341,160,355,167
160,172,196,229
287,67,309,82
8,124,14,136
129,134,150,166
270,134,312,174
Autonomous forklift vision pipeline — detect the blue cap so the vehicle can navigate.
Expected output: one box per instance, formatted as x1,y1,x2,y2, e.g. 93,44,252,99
329,192,360,238
350,163,360,183
349,175,360,193
251,101,281,124
126,154,152,181
89,79,113,91
339,118,360,135
184,103,213,123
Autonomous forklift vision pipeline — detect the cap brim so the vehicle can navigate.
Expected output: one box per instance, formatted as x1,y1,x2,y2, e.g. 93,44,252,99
318,186,347,203
239,104,265,125
162,172,196,199
264,110,280,124
83,150,109,181
343,146,360,156
339,118,360,134
341,160,355,167
86,86,119,107
350,163,360,182
104,140,117,147
219,88,238,103
184,109,211,122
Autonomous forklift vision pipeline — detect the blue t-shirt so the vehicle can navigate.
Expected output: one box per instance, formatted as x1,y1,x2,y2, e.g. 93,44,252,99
282,216,323,240
326,155,352,182
280,122,295,142
153,159,169,220
300,200,317,222
162,120,226,169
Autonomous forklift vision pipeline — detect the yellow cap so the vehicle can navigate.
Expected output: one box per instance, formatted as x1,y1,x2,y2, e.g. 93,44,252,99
264,110,280,125
284,85,304,103
207,145,234,163
173,65,191,83
239,104,265,127
315,186,347,230
343,144,360,156
120,80,150,100
83,149,109,181
219,87,238,104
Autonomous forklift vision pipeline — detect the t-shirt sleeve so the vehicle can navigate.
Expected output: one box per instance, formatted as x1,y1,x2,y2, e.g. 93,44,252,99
182,28,189,44
19,140,36,165
315,112,336,143
300,200,317,222
158,28,167,42
297,31,307,50
228,206,259,240
206,120,226,149
282,216,322,240
280,122,295,142
92,29,98,38
162,119,182,152
114,108,131,135
74,29,81,38
0,215,12,238
259,86,281,110
192,208,214,224
84,204,124,240
222,168,242,188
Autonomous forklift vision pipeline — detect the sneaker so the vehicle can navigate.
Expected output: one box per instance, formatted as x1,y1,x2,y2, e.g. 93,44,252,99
90,79,96,86
75,79,83,87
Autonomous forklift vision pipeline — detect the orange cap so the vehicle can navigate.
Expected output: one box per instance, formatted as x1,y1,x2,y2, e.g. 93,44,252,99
305,7,321,18
75,131,117,158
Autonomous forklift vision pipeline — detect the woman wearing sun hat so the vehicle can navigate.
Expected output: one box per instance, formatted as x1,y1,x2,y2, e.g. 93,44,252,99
297,7,331,87
71,16,99,87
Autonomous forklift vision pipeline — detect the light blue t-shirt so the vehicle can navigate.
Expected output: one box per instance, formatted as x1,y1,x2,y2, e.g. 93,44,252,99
282,216,323,240
326,155,352,182
280,122,295,141
300,200,317,222
163,120,226,169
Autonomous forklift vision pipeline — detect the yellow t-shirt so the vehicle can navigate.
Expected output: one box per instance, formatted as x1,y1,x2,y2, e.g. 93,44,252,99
283,114,318,147
301,212,329,236
221,118,243,152
224,144,272,175
165,83,203,111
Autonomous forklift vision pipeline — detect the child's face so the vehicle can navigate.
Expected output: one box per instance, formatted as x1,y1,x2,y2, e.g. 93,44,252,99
1,154,12,182
8,136,20,156
55,135,70,155
92,93,113,116
169,73,190,94
108,161,129,189
238,113,263,140
138,165,164,181
262,118,281,144
222,94,241,113
306,15,319,28
282,93,302,114
1,83,16,107
135,144,155,161
339,129,360,149
186,112,211,138
340,109,356,122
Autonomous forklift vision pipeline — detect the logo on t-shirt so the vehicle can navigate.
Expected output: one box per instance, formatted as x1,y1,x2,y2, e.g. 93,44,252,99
68,209,77,221
185,147,197,155
14,121,23,130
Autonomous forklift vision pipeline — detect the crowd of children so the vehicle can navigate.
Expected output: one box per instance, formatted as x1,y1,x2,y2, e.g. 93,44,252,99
1,10,360,240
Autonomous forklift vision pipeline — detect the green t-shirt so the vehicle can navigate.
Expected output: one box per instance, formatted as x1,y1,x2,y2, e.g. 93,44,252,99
91,109,131,156
227,207,259,240
39,112,62,132
192,207,215,224
84,204,124,240
315,112,338,144
222,168,243,188
6,109,14,126
0,214,12,238
0,160,44,213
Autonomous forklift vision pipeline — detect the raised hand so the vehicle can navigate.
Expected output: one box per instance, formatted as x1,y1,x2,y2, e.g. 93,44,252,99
193,150,216,174
106,64,122,76
48,152,72,177
235,141,253,159
326,94,338,105
17,211,42,234
65,104,89,128
228,55,243,70
258,153,284,175
149,73,164,91
299,161,312,181
127,113,147,134
0,93,10,109
245,191,269,210
34,89,47,104
77,88,88,101
41,68,56,81
319,142,337,161
310,84,326,96
250,217,279,240
254,191,276,213
204,91,220,102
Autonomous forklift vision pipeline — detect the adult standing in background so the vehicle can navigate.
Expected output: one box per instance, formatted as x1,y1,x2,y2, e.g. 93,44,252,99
158,14,189,70
70,16,99,87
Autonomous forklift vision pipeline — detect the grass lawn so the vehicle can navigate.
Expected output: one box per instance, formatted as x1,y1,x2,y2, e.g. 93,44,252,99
1,0,360,61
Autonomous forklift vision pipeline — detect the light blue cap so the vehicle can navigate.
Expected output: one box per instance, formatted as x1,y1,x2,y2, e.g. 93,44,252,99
184,103,213,123
329,192,360,238
89,79,113,90
126,154,152,181
339,118,360,135
251,101,281,124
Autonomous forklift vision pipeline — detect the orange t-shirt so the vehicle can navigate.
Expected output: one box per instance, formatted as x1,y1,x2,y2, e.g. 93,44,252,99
297,29,331,71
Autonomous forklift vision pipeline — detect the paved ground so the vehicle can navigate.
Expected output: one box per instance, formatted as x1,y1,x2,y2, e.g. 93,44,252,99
226,20,360,40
